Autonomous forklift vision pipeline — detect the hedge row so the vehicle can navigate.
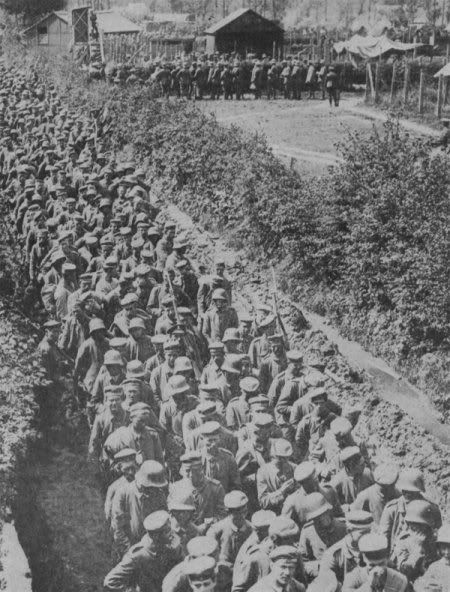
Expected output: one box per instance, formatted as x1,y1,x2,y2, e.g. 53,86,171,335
47,61,450,418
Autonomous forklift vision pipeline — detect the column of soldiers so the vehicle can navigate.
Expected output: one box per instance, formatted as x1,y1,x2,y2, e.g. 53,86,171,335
109,56,340,105
0,63,447,592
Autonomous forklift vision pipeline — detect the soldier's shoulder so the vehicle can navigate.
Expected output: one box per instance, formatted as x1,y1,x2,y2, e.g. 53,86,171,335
207,476,223,489
326,537,346,554
218,447,234,458
384,498,400,510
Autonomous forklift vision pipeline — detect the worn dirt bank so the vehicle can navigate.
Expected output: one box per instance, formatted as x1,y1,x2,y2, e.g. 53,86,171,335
167,203,450,514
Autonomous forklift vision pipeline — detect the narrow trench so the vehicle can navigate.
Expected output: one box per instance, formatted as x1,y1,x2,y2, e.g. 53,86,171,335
14,385,110,592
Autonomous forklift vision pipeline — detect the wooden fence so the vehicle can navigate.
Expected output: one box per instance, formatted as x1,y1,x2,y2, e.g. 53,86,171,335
364,57,450,118
101,32,189,64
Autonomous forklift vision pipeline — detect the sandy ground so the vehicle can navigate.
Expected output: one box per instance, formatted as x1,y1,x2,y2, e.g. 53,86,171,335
197,93,439,175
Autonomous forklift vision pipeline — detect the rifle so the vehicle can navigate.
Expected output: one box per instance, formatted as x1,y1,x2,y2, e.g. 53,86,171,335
166,274,182,326
270,264,288,337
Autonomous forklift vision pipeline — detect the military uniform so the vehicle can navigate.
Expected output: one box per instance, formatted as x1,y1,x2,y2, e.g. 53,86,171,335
202,306,239,342
319,537,365,585
256,459,296,513
331,468,374,506
169,477,226,530
258,354,287,394
104,532,183,591
342,566,413,592
282,484,343,529
209,515,253,565
226,396,251,430
299,518,346,579
201,447,241,492
103,424,164,465
110,479,168,555
352,483,400,525
380,494,442,549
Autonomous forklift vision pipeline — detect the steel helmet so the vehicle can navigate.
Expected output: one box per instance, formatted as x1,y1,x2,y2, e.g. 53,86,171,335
212,288,227,301
398,468,425,493
135,461,168,488
104,350,124,366
405,500,436,527
437,524,450,544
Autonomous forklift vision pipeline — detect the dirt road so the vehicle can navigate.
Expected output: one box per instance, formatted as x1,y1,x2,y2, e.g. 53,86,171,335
198,94,439,175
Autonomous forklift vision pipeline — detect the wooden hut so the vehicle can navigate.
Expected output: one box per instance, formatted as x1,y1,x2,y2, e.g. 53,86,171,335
205,8,284,57
23,12,71,56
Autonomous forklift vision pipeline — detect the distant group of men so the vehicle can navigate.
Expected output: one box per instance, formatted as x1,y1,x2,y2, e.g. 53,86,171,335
108,55,341,106
0,62,447,592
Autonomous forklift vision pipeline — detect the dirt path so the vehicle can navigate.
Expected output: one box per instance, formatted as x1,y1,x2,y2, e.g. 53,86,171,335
198,94,440,174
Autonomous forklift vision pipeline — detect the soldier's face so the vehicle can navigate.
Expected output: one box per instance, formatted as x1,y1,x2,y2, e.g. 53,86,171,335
439,542,450,564
108,364,123,378
130,327,144,340
211,351,224,365
271,342,283,357
231,505,248,528
121,461,137,481
215,263,225,277
240,360,251,376
189,576,216,592
165,351,178,366
184,464,203,486
226,340,241,354
203,434,220,453
124,388,140,405
107,395,121,413
365,559,387,584
272,561,295,586
240,322,251,336
290,361,302,376
171,509,193,527
214,298,226,311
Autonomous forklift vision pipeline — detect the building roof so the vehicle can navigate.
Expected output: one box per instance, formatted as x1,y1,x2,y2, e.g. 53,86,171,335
96,10,142,34
22,11,69,34
150,13,193,23
205,8,283,35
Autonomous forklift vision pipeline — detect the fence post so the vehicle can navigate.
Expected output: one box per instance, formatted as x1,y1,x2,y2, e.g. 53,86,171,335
365,62,370,103
436,75,444,118
367,62,375,102
375,62,380,103
390,61,396,105
403,61,409,105
418,67,425,114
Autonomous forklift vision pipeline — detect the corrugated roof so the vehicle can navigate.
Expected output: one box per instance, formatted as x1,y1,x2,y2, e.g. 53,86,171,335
96,11,142,34
206,8,283,34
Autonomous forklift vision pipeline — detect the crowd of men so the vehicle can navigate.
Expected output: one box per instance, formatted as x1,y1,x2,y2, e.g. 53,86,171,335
105,56,341,106
0,62,448,592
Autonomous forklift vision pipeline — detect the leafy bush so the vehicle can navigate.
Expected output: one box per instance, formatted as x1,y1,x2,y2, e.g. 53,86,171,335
44,65,450,417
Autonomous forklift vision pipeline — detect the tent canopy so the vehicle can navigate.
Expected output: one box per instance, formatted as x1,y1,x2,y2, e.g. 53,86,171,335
434,63,450,77
334,34,421,59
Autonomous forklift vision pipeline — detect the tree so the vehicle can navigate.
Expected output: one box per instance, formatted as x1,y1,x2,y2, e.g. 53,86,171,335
0,0,64,20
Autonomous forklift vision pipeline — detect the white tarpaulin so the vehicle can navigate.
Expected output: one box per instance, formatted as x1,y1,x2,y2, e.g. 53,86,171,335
434,63,450,77
334,34,422,59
